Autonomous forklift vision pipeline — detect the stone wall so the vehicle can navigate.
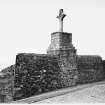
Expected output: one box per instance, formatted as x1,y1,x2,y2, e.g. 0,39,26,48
77,55,105,84
0,54,105,102
57,50,78,87
0,71,14,102
14,53,78,100
14,53,61,100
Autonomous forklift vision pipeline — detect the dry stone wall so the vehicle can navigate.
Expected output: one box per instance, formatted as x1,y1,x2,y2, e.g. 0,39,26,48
14,53,61,100
14,53,79,100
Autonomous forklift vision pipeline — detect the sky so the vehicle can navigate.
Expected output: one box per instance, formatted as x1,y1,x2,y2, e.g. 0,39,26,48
0,0,105,69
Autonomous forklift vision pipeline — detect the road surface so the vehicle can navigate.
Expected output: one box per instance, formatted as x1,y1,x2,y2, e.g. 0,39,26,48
37,82,105,103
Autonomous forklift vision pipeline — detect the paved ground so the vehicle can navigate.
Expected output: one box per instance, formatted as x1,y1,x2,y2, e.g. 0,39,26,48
13,81,105,103
37,83,105,103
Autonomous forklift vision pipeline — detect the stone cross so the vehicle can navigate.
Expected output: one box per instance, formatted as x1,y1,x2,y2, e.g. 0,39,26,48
57,9,66,32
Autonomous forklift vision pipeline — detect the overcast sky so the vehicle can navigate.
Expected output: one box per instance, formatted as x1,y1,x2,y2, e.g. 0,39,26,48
0,0,105,69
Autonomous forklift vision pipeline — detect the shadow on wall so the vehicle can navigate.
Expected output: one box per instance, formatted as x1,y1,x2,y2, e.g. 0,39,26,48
77,55,105,84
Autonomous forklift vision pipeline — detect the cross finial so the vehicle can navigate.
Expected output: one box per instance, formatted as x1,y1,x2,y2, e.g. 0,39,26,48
57,9,66,32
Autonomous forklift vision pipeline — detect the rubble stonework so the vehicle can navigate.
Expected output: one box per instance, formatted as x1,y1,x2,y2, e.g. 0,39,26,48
14,54,61,100
0,72,14,102
14,50,78,100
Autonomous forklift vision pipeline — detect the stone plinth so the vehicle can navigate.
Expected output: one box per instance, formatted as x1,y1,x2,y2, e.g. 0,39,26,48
47,32,78,87
47,32,75,55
